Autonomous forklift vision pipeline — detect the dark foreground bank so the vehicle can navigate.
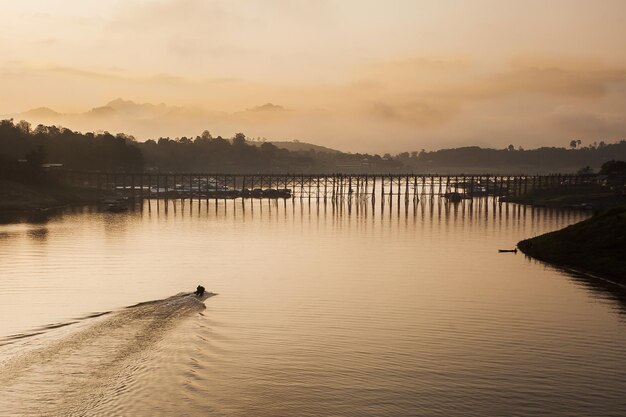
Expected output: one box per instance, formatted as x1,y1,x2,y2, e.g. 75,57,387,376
0,178,116,212
509,184,625,211
518,206,626,284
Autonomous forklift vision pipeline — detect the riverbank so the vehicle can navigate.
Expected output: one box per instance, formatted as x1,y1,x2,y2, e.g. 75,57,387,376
508,184,625,211
0,178,117,212
518,206,626,284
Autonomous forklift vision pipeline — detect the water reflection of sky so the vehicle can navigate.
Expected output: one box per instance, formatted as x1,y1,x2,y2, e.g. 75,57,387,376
2,198,624,416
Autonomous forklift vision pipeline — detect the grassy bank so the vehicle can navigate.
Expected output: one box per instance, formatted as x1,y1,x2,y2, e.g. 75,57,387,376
0,178,116,212
518,206,626,283
509,184,625,211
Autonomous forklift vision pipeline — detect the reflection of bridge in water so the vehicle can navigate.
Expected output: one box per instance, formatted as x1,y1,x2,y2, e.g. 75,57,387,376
61,171,593,201
97,193,588,237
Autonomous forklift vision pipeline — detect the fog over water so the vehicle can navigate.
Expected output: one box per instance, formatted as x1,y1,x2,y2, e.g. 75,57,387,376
1,198,625,416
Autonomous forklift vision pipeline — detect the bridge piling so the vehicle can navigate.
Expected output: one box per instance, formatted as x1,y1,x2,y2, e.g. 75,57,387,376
60,171,585,204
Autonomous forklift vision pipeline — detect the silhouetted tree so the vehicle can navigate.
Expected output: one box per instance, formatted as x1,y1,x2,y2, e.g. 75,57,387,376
17,120,31,134
23,145,46,182
600,160,626,175
232,133,246,147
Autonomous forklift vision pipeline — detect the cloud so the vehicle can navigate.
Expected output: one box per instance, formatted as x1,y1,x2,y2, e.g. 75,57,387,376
457,66,626,100
357,55,626,98
363,56,472,74
4,53,626,153
46,65,128,80
109,0,237,29
368,101,458,127
3,61,241,87
549,110,626,139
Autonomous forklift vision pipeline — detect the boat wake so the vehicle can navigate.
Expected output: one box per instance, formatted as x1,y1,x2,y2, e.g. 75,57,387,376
0,292,215,416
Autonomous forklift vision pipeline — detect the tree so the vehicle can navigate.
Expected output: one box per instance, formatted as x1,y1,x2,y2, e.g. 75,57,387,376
17,120,31,134
23,145,46,182
233,132,246,147
25,145,46,167
569,140,578,149
201,130,212,140
600,160,626,175
507,144,515,152
398,152,410,161
260,142,277,158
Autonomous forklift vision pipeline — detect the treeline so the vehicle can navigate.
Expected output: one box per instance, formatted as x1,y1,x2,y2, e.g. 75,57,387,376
0,120,143,172
140,132,386,172
402,143,626,173
1,119,626,174
0,120,399,173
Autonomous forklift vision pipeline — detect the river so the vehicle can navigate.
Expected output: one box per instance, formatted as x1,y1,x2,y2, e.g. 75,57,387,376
1,197,625,416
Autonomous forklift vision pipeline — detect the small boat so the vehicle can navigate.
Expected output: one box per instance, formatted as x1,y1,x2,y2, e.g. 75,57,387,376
444,192,462,202
498,249,518,253
106,203,129,213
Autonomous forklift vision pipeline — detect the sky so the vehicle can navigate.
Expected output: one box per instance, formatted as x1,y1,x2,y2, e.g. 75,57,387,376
1,0,626,152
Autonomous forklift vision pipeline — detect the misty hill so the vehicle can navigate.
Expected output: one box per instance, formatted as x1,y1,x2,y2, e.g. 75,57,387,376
22,99,180,121
86,106,118,118
22,107,63,118
7,99,299,144
256,141,340,154
409,145,626,174
102,98,180,118
246,103,286,112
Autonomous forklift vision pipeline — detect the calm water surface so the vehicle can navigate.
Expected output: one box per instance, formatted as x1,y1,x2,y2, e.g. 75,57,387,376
0,197,625,416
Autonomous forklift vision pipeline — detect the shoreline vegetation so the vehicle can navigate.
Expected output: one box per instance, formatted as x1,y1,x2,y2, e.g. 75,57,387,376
518,206,626,285
0,178,116,213
514,174,626,283
2,119,626,174
509,184,625,212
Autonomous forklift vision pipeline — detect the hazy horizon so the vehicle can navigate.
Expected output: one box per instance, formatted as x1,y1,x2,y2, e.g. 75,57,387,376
2,0,626,152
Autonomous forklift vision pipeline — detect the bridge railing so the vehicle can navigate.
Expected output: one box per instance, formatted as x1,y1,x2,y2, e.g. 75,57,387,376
55,171,590,200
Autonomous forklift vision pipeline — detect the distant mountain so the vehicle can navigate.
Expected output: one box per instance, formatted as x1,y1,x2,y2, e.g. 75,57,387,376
22,107,63,118
18,99,183,122
104,98,179,118
9,99,315,147
86,106,117,117
246,103,286,112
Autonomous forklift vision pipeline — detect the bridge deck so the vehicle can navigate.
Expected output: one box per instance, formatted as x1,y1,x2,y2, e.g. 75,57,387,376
58,172,594,200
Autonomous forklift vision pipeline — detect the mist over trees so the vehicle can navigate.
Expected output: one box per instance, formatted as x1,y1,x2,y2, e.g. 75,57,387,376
1,119,626,174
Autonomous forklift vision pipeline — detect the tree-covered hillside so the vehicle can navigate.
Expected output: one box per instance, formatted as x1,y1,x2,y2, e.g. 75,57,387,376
1,119,625,174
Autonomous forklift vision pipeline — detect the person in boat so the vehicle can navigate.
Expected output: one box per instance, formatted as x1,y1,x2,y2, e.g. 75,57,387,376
195,285,205,296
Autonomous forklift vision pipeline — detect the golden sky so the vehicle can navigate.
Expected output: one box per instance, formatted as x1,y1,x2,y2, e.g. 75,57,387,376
2,0,626,152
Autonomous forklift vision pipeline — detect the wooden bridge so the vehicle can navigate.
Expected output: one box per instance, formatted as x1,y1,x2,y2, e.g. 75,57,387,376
58,171,594,201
